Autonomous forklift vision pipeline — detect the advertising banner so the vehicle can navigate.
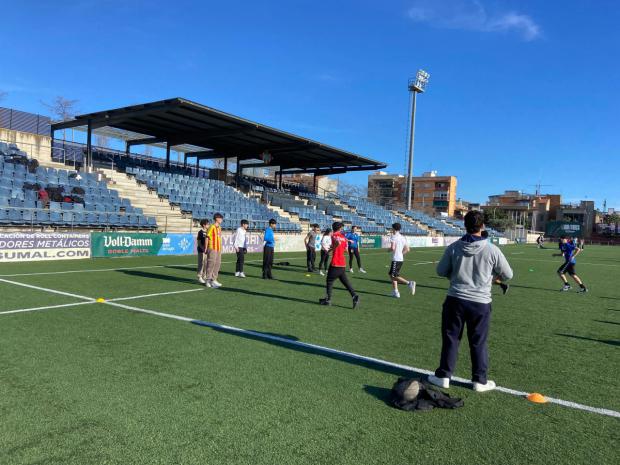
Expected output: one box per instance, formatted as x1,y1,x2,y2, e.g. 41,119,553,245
221,232,264,254
158,234,195,256
91,232,164,258
275,234,305,253
545,221,582,237
0,232,90,262
360,235,382,249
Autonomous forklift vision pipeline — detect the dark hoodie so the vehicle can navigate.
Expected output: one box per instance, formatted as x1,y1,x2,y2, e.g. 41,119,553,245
436,235,513,304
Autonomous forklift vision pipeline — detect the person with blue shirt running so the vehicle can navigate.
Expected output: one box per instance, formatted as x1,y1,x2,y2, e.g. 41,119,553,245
262,219,277,279
553,235,588,292
345,226,366,273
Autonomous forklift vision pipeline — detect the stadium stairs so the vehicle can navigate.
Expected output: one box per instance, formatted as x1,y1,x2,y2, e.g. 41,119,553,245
98,168,191,233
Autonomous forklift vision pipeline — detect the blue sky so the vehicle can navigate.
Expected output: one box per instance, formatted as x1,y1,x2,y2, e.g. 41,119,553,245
1,0,618,208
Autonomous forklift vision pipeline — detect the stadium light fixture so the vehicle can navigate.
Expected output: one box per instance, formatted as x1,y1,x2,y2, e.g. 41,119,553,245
405,69,430,210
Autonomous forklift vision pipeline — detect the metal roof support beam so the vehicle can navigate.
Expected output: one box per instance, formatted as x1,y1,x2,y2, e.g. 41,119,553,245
165,142,171,169
86,120,92,173
127,136,168,147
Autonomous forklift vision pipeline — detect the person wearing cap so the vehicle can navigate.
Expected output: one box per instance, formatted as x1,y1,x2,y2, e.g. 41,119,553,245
262,219,277,279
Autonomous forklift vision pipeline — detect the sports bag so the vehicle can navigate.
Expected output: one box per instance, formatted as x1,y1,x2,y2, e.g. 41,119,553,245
389,377,464,411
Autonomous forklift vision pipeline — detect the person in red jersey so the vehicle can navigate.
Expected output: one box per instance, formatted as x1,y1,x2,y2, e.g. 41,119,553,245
319,221,360,309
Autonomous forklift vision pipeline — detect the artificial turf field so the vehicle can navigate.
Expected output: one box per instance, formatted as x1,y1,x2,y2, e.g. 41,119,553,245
0,244,618,465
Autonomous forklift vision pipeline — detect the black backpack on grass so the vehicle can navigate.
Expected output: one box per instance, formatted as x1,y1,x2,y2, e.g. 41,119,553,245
389,378,464,411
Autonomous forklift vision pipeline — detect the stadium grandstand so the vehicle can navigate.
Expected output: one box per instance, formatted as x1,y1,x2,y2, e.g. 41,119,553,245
0,99,500,238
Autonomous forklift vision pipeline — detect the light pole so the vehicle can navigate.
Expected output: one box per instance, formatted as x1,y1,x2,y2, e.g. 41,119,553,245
405,69,430,211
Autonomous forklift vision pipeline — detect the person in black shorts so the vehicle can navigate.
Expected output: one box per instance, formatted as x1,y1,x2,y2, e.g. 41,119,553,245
553,235,588,292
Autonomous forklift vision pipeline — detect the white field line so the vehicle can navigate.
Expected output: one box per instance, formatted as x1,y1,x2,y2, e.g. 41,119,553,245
0,288,204,316
0,301,96,316
0,277,95,301
0,249,423,278
0,275,618,419
509,257,619,267
108,300,620,419
108,288,204,302
511,252,525,255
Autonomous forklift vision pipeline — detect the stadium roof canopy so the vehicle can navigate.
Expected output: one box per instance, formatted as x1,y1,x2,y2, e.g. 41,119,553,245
51,98,386,176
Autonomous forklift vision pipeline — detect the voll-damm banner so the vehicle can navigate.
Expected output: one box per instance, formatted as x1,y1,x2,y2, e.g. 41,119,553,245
91,232,165,258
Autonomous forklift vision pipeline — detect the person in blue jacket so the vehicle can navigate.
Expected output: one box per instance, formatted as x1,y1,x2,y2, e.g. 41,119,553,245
345,226,366,273
262,219,277,279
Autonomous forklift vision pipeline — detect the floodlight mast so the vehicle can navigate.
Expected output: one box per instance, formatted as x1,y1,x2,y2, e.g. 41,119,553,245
405,69,430,211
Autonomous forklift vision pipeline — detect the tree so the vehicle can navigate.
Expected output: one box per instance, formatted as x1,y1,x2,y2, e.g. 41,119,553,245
338,180,367,199
604,213,620,234
41,96,79,141
483,208,515,232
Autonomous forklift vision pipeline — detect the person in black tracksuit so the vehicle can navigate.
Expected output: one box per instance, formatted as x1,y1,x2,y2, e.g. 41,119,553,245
262,219,277,279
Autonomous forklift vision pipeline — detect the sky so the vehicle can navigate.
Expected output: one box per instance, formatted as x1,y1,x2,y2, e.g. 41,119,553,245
0,0,618,209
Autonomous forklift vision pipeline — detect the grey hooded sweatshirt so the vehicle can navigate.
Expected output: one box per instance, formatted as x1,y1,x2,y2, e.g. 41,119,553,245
436,237,513,304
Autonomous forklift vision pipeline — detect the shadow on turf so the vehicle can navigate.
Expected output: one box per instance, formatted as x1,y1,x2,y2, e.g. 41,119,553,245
594,320,620,326
194,321,442,380
355,276,447,292
273,277,390,298
363,385,392,406
556,333,620,347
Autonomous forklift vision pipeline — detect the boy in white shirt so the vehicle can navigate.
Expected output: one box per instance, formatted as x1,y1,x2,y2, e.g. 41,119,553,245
318,228,333,276
232,219,249,277
389,223,416,298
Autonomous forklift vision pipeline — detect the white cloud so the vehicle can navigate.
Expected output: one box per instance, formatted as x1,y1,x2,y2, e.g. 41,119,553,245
407,0,541,41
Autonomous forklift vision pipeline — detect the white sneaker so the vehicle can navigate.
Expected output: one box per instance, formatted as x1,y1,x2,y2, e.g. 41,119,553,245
349,268,354,273
235,272,240,277
239,272,246,278
320,271,324,276
427,375,450,389
408,281,416,295
473,380,496,392
359,268,367,273
205,280,212,288
392,290,401,298
211,280,223,288
198,277,206,284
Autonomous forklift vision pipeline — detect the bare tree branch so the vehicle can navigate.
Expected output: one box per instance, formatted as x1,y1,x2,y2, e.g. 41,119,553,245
41,96,79,121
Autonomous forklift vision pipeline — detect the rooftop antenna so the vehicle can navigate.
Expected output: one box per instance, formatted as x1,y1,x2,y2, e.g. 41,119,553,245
530,182,552,196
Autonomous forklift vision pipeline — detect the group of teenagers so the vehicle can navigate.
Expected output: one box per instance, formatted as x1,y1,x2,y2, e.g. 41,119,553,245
194,209,526,392
194,213,419,306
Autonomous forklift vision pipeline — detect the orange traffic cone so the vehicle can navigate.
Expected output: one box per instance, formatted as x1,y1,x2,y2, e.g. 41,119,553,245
526,393,548,403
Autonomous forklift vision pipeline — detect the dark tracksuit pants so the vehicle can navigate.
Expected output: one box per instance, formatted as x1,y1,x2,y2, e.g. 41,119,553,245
306,248,316,271
236,248,246,273
435,296,491,384
262,246,274,278
348,246,361,269
318,250,329,272
326,266,356,300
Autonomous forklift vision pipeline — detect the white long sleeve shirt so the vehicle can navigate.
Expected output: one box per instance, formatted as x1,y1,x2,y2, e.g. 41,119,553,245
232,227,248,249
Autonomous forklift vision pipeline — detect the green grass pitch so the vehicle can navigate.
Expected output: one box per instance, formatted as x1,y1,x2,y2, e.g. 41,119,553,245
0,244,618,465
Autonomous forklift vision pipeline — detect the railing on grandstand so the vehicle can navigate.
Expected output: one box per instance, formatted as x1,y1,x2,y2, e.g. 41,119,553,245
0,205,162,232
0,137,70,168
51,140,212,177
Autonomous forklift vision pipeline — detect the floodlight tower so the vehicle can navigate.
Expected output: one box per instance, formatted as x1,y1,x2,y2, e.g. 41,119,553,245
405,69,430,210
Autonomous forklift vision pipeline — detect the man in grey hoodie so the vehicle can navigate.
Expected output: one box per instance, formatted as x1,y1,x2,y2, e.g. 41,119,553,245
428,210,513,392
